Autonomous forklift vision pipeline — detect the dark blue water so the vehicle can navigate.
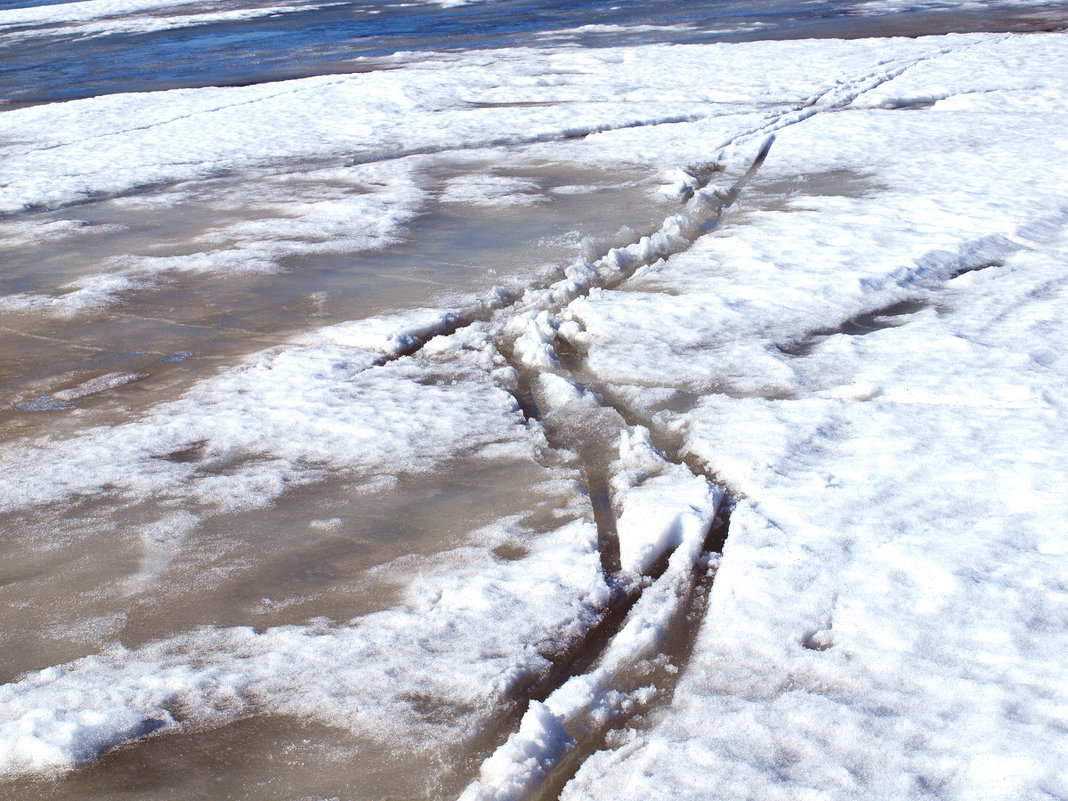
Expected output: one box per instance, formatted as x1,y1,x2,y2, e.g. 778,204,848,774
4,0,1060,109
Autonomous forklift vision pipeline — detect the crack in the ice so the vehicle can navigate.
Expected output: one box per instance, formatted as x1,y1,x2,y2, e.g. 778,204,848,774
347,112,708,170
776,298,930,358
408,136,785,801
705,39,990,158
776,207,1068,367
442,172,768,800
0,112,705,221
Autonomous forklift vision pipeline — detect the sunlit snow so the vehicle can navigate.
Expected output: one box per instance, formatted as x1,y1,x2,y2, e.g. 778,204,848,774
1,2,1066,800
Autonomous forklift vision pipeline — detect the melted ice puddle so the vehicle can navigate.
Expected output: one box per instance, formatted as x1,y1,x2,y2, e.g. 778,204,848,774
0,157,668,440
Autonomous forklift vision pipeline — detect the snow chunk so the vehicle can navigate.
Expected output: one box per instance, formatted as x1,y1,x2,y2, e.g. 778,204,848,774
461,701,574,801
614,471,719,576
305,308,459,356
537,373,597,411
657,167,699,199
610,428,722,575
512,310,560,369
53,372,145,402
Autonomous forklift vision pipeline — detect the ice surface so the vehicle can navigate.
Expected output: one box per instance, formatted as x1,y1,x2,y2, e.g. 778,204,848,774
0,160,426,317
2,15,1067,801
0,514,609,776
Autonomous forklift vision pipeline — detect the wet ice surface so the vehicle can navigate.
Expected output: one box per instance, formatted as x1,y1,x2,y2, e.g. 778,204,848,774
2,1,1068,800
0,157,664,441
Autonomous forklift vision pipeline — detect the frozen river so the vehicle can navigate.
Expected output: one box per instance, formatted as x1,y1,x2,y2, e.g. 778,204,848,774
1,1,1067,800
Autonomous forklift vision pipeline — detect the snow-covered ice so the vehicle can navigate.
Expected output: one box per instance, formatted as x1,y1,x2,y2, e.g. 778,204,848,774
1,5,1067,800
556,30,1068,801
0,0,337,41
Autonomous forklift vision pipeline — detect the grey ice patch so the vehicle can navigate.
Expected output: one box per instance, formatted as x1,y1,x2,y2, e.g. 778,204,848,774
13,394,75,412
440,174,546,206
161,351,193,363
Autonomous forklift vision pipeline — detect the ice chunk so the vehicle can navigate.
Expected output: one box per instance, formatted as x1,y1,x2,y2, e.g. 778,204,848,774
512,310,560,369
305,308,460,356
614,471,720,576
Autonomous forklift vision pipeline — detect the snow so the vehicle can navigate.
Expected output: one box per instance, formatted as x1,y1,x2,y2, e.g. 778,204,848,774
0,37,960,216
557,30,1068,801
0,35,975,318
0,0,211,27
0,313,536,514
1,14,1067,800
